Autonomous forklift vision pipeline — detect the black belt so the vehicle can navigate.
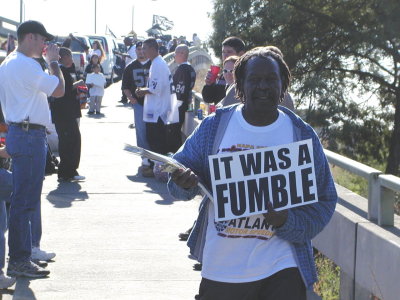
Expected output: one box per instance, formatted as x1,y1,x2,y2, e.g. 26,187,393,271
10,122,46,130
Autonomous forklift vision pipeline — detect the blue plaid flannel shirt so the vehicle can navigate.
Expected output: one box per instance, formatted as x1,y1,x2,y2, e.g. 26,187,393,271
168,104,337,289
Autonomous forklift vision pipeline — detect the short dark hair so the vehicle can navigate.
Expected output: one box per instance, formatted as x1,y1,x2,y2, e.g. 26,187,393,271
234,46,291,103
143,38,159,51
222,37,245,54
59,47,72,58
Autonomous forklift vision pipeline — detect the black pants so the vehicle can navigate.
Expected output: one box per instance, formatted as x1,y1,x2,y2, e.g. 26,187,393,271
166,104,188,153
54,119,81,179
195,268,306,300
146,118,169,155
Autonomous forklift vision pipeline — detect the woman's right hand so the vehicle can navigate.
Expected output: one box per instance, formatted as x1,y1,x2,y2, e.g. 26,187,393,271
205,70,214,85
171,168,199,189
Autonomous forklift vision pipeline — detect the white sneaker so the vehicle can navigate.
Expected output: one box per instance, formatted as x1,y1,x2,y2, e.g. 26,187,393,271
0,273,16,289
31,247,56,261
72,175,86,181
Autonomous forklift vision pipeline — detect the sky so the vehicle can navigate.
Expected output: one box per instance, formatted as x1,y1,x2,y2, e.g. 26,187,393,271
2,0,214,41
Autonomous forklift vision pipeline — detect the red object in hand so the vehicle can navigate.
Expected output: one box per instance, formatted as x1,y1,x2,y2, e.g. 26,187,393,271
209,65,221,83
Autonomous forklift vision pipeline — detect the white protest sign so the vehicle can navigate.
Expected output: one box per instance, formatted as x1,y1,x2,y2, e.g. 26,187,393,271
208,139,318,221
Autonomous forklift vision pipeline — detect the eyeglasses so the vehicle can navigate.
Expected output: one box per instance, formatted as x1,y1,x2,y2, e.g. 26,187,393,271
223,69,234,74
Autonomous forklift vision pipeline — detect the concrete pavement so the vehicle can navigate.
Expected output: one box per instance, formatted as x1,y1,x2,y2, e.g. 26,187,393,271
2,82,202,300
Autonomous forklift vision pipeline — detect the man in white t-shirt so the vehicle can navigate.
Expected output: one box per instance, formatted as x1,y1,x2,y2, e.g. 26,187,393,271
136,38,174,155
0,20,65,278
168,47,337,299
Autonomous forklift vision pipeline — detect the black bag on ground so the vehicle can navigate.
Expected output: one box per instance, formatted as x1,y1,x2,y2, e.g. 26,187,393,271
45,142,59,175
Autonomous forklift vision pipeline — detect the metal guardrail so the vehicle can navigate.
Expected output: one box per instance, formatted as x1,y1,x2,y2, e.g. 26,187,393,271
324,150,399,226
0,16,18,38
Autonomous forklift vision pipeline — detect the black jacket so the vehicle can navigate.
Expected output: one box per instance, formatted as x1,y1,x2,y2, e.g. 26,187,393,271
201,73,226,104
50,66,81,123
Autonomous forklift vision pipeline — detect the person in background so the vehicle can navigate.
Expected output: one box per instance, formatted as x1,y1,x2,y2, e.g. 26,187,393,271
157,39,168,57
192,33,201,47
168,46,337,300
136,38,173,157
86,64,106,115
116,36,137,104
0,147,16,288
6,34,16,56
83,54,104,80
89,40,105,64
121,41,152,176
168,44,196,153
0,20,64,278
202,37,245,105
50,47,85,182
168,38,178,53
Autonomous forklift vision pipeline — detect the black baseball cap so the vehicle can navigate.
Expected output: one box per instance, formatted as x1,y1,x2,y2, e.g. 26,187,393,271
17,20,54,41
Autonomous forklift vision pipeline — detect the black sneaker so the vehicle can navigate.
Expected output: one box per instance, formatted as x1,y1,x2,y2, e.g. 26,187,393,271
87,111,95,115
7,261,50,278
58,177,72,182
32,259,48,268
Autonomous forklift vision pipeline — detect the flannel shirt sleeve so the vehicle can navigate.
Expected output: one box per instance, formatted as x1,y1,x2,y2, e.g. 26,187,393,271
167,117,211,200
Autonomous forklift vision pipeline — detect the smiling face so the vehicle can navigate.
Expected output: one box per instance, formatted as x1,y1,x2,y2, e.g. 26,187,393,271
223,60,235,85
242,56,282,126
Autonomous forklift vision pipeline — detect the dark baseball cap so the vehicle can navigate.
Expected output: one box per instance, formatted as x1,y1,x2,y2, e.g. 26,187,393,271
17,20,54,41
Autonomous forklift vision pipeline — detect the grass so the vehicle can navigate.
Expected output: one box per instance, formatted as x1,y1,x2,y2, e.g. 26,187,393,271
314,251,340,300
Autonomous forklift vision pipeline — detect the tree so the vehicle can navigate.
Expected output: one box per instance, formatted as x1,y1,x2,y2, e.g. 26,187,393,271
210,0,400,175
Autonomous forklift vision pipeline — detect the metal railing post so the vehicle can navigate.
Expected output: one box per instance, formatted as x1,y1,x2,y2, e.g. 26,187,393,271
378,175,400,226
368,172,382,221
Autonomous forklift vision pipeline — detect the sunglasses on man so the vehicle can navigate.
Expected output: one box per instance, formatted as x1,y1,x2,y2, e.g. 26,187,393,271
223,69,233,73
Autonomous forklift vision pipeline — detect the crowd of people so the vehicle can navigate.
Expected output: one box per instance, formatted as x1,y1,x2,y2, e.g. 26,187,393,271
0,19,338,300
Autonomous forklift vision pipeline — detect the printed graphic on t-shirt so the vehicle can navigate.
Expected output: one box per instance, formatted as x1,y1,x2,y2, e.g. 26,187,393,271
214,143,275,240
132,69,149,87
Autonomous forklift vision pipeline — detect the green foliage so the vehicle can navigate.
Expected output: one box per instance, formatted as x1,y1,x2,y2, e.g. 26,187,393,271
314,251,340,300
210,0,400,175
330,165,369,197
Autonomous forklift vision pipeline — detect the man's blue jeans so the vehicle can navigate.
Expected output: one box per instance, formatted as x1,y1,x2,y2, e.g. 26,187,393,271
6,125,46,263
0,168,12,272
133,103,150,150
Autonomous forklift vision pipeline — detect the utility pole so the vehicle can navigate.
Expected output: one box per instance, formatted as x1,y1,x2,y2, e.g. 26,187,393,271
94,0,97,34
20,0,23,23
132,5,135,32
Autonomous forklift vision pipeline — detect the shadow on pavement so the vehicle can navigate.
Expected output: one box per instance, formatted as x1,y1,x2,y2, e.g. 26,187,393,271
46,182,89,208
126,173,179,205
10,278,38,299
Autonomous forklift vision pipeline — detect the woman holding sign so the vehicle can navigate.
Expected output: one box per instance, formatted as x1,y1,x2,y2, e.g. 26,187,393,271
168,46,337,300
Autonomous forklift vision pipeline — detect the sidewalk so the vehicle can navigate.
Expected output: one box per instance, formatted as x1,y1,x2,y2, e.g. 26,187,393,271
2,82,201,300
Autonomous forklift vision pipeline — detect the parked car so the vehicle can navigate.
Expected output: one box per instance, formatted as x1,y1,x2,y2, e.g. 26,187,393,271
87,35,119,86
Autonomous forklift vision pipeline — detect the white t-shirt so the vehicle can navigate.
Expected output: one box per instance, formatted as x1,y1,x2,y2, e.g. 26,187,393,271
0,51,59,127
86,73,106,96
143,55,173,123
202,104,298,283
89,49,101,59
125,45,137,65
